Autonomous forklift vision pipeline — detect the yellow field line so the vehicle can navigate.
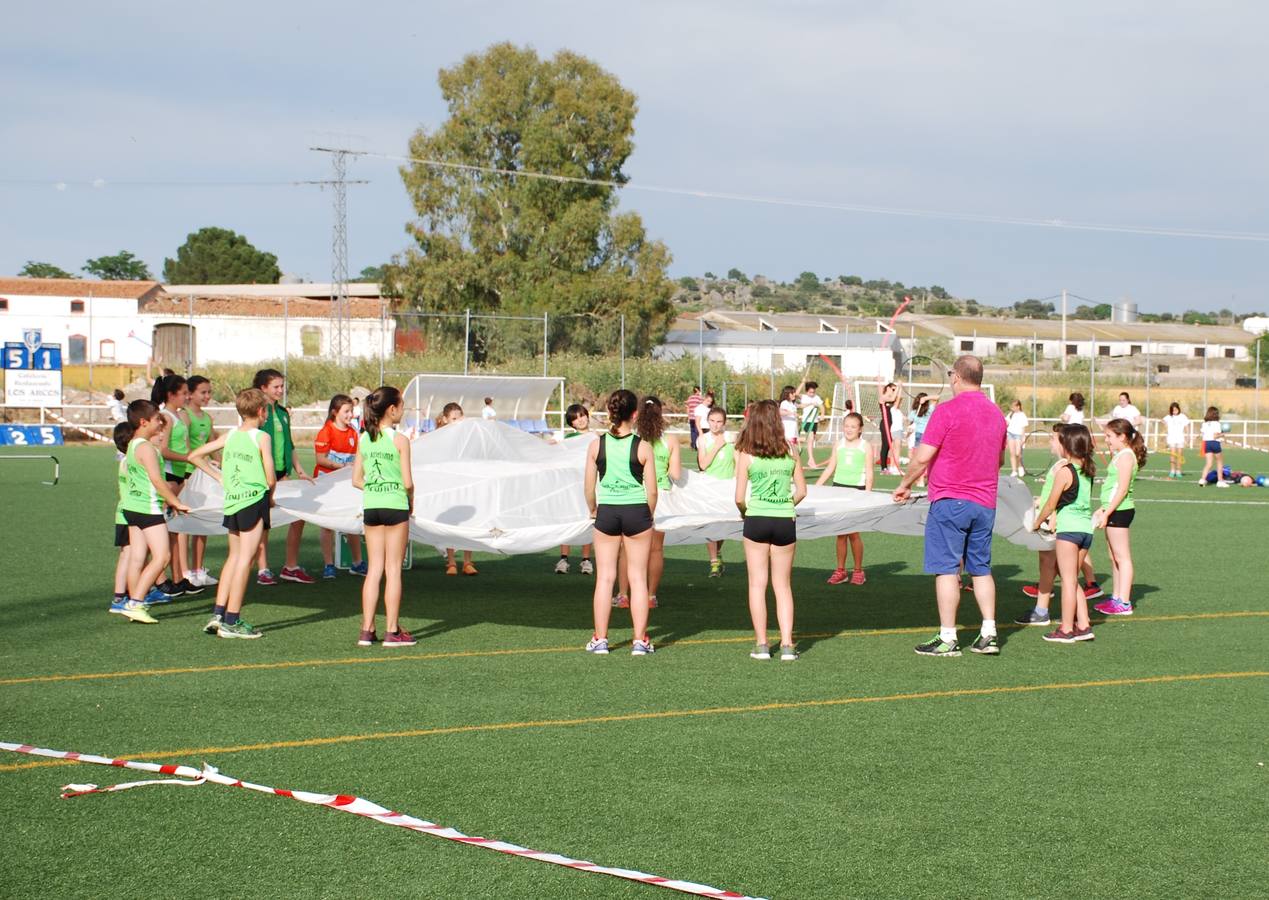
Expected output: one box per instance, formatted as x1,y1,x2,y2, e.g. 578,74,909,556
2,670,1264,774
2,610,1265,688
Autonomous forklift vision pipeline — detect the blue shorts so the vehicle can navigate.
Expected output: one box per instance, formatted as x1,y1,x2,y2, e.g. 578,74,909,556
1007,432,1023,441
1056,531,1093,551
1204,440,1222,454
924,498,995,576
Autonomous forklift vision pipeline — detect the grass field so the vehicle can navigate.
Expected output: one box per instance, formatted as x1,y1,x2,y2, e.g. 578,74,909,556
2,441,1267,899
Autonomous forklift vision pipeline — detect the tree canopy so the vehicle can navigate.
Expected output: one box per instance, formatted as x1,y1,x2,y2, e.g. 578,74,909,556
83,251,151,281
388,44,674,357
163,227,280,284
19,261,74,279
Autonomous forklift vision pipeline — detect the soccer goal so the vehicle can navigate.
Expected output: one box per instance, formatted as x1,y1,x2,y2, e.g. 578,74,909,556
823,380,996,444
399,373,566,437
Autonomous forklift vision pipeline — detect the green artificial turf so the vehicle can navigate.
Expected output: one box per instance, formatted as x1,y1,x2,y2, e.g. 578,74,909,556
1,443,1267,899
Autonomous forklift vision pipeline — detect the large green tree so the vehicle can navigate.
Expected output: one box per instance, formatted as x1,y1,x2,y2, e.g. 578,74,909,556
18,261,74,278
163,227,280,284
83,250,152,281
388,43,674,357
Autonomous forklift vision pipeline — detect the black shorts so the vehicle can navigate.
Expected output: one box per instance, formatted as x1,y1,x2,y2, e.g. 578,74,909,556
123,510,167,530
114,524,130,547
223,495,270,534
275,469,289,481
1106,508,1136,529
743,516,797,546
364,507,410,527
165,472,187,485
594,503,654,537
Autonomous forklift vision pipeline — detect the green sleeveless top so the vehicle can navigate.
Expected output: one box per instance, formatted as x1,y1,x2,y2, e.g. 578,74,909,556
222,428,270,515
187,409,214,451
115,456,128,525
358,427,409,511
832,442,867,487
1055,463,1093,534
164,409,191,477
597,433,646,505
700,432,735,479
651,438,672,490
1037,460,1062,509
261,403,294,475
745,454,796,518
123,437,163,515
1099,448,1137,511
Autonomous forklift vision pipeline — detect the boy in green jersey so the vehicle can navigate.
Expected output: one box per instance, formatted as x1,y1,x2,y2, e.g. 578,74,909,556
107,421,157,623
188,388,276,639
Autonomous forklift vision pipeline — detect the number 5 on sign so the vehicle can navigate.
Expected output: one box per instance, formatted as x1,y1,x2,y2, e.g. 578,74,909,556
3,346,27,370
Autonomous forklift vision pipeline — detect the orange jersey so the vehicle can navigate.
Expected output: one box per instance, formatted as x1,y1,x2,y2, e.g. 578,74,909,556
314,422,358,476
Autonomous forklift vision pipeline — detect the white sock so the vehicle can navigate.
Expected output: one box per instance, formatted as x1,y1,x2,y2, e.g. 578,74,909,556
940,627,957,643
981,619,997,638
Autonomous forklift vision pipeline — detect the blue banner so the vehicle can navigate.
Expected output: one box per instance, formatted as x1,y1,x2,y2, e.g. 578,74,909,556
0,425,64,446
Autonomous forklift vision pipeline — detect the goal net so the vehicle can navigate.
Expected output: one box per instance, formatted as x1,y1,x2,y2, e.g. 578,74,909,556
400,373,566,437
823,380,995,444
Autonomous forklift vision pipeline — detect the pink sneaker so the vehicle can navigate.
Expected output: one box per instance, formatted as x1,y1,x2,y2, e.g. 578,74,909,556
279,566,316,585
1095,597,1133,616
383,628,417,647
256,569,277,586
826,568,848,585
850,569,866,585
612,594,629,608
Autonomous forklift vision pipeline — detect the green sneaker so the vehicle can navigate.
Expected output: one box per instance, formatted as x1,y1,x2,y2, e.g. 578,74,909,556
709,559,724,578
217,619,262,640
750,643,771,660
120,599,157,625
914,635,961,657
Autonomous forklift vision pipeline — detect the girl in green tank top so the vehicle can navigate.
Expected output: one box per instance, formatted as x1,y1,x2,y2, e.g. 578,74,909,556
121,402,191,611
595,432,649,505
814,412,874,584
695,406,734,576
357,427,410,510
184,375,216,583
1094,419,1147,615
631,397,680,608
1030,423,1096,641
153,375,194,592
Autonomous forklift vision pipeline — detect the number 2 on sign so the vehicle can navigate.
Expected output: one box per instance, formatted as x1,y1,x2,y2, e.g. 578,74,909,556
8,429,27,445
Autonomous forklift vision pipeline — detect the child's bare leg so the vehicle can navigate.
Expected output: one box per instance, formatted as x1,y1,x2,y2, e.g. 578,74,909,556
320,528,335,566
848,533,864,570
382,524,409,633
114,546,130,596
649,530,666,597
362,526,386,632
591,531,621,639
744,539,771,645
1056,542,1080,632
218,532,241,612
834,534,847,570
349,534,363,565
284,521,304,569
193,534,207,572
229,526,266,615
623,531,654,642
131,525,170,599
770,542,796,647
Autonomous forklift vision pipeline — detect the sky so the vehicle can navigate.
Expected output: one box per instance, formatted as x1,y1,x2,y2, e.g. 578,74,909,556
3,0,1267,314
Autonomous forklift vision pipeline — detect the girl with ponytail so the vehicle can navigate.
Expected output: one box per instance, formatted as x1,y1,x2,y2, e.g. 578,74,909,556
1029,424,1096,644
152,373,196,597
1093,419,1147,616
619,396,681,609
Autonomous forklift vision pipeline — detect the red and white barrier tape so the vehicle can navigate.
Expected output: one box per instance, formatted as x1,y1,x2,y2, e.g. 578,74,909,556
41,408,114,443
1,741,762,899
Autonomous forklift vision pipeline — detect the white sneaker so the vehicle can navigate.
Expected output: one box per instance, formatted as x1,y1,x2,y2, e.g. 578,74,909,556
199,568,218,586
1216,480,1231,488
579,558,594,575
554,557,570,575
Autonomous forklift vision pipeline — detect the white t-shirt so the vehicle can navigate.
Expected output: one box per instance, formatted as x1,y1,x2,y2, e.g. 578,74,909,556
482,405,497,420
1163,413,1190,446
1061,405,1085,425
1113,404,1141,424
799,393,824,427
779,399,799,439
106,396,127,423
694,402,713,431
1006,411,1029,435
889,406,905,436
1200,420,1222,442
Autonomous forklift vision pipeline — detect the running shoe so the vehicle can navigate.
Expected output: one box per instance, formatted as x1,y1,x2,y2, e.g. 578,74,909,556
1216,480,1231,488
1094,597,1133,616
914,636,961,657
1083,583,1105,601
108,597,129,615
970,633,1000,655
1072,626,1096,642
120,599,157,624
826,568,848,585
1022,584,1041,599
579,558,594,575
143,586,172,605
186,569,205,587
649,595,659,609
850,569,866,585
585,636,609,655
218,619,262,639
198,568,219,586
554,557,570,575
750,643,771,660
383,629,417,647
612,594,629,608
445,563,458,576
157,579,183,597
203,614,222,635
279,566,316,584
1042,628,1077,644
779,645,800,661
357,630,378,647
175,578,202,596
1013,607,1051,626
256,569,277,586
631,638,655,656
350,561,368,576
463,562,479,576
322,564,338,579
709,559,724,578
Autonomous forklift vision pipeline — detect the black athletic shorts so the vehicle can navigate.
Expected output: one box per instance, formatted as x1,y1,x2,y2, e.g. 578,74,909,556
114,524,130,547
123,510,167,530
1106,508,1136,529
364,507,410,527
165,472,187,485
743,515,797,546
593,503,654,537
223,495,270,534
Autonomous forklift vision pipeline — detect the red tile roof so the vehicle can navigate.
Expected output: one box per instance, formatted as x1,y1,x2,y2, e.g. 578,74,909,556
0,278,163,300
140,293,384,319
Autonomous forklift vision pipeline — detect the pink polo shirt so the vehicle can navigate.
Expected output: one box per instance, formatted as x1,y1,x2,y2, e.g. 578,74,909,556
920,390,1006,508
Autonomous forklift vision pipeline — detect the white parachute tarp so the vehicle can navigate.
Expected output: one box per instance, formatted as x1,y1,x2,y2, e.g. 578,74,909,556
170,419,1052,554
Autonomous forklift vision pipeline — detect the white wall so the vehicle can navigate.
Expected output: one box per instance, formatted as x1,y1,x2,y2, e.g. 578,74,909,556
140,314,395,364
954,334,1248,361
0,294,141,363
658,341,896,378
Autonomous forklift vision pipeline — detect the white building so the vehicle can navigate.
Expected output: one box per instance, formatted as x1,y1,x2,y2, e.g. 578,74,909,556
0,278,393,367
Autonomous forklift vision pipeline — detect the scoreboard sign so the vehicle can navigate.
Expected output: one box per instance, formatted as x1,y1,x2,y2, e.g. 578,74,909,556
0,425,63,446
3,329,63,408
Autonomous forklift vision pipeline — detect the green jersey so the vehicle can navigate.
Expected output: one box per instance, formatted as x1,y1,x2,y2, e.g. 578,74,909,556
1055,463,1093,534
222,428,269,515
596,433,646,505
651,438,672,491
745,453,796,518
123,437,163,515
832,442,867,487
164,409,191,477
115,456,128,525
187,409,214,452
699,432,735,479
358,427,409,511
1099,448,1137,512
261,402,294,475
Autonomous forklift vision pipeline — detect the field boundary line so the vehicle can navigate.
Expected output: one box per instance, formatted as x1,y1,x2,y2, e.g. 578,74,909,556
3,610,1266,687
3,670,1265,774
1134,498,1269,506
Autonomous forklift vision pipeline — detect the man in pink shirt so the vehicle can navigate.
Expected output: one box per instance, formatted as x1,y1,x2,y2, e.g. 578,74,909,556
893,355,1006,657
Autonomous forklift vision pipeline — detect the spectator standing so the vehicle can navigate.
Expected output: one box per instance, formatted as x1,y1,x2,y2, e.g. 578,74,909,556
686,386,704,449
106,389,128,423
693,390,715,448
482,397,497,420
